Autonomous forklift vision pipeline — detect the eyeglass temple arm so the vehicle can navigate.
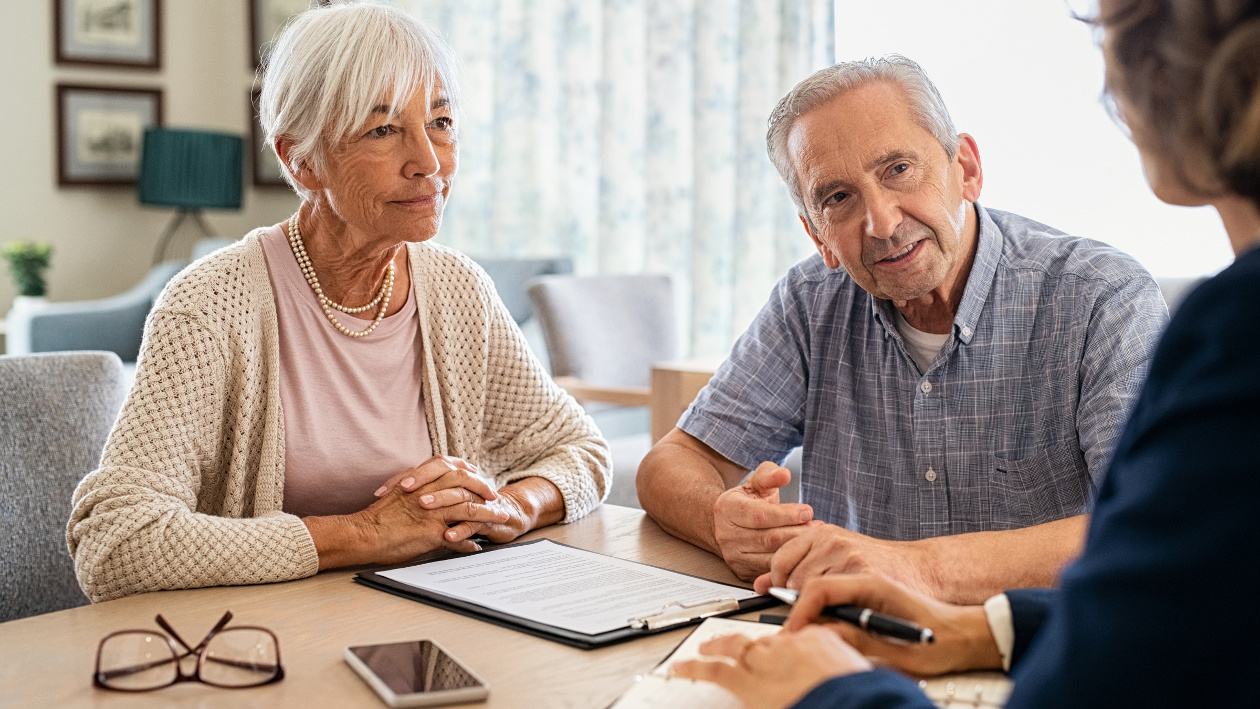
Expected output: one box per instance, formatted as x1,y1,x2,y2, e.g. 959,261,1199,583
155,611,234,654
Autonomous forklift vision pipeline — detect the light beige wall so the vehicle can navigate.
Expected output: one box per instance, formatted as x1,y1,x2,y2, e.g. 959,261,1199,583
0,2,300,319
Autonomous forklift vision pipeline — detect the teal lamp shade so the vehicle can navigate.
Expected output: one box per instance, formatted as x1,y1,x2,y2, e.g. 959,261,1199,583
138,129,244,209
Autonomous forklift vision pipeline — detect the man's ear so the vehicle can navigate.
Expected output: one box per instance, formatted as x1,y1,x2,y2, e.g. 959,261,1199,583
955,133,983,203
274,137,323,192
799,214,840,269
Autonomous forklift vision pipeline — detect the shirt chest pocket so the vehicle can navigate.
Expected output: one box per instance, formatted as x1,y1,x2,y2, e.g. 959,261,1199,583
986,442,1092,530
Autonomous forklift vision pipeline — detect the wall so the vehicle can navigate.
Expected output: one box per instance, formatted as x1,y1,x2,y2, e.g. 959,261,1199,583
0,2,300,323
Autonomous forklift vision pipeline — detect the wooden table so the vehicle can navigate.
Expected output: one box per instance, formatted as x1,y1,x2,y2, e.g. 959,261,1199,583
0,505,759,708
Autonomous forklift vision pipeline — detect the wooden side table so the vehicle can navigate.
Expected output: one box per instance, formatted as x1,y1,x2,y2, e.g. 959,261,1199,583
649,356,726,443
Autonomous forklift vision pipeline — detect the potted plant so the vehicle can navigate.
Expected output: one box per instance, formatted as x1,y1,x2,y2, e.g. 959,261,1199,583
2,241,53,298
3,241,53,354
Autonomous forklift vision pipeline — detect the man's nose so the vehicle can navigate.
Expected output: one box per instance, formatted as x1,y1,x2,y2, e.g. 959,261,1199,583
862,191,902,240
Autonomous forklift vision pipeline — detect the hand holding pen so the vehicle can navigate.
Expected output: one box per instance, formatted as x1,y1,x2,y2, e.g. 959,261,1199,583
770,587,934,644
777,574,1005,677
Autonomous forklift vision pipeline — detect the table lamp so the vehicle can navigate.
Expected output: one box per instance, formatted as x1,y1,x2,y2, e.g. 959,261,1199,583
139,128,244,264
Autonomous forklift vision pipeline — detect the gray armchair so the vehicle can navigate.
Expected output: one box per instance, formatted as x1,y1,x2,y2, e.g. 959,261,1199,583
1,351,127,620
4,260,185,362
527,274,678,508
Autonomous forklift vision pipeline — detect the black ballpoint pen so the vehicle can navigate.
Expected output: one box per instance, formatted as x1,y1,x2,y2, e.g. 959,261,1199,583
769,587,935,644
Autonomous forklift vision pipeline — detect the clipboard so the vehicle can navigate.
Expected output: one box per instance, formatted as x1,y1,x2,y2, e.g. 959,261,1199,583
355,539,779,650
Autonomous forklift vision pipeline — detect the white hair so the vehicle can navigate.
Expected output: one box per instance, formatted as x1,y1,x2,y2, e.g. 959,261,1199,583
258,2,462,200
766,55,959,226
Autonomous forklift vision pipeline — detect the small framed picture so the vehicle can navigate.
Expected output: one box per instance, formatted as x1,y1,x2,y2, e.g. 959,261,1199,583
56,84,163,186
250,89,289,187
251,0,328,69
54,0,161,69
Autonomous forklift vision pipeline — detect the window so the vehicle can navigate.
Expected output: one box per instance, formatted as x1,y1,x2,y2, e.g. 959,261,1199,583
835,0,1231,278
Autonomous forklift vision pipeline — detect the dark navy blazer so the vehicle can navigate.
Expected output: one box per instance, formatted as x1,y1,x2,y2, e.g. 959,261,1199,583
793,244,1260,709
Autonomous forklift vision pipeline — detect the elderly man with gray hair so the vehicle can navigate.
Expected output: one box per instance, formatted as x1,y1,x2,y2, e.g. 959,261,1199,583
637,56,1167,604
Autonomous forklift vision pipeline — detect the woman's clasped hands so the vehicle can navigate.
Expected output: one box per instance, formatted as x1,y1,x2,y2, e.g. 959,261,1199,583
307,455,534,569
672,573,1004,709
366,455,515,557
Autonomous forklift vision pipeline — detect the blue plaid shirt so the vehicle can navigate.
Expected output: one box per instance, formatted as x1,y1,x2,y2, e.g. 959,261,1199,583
679,206,1168,541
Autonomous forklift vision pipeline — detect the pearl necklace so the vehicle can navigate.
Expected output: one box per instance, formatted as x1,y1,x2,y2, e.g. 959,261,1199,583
287,213,395,339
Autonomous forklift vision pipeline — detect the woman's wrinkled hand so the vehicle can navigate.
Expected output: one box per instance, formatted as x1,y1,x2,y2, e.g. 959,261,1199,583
444,477,565,546
672,626,871,709
371,457,549,547
370,456,557,547
784,574,1002,677
373,455,495,506
354,480,508,563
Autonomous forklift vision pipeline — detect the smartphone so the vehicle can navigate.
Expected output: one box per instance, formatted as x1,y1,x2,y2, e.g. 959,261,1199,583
344,640,490,707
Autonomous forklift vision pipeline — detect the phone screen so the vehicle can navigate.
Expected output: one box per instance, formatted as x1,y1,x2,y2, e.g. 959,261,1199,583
349,641,484,695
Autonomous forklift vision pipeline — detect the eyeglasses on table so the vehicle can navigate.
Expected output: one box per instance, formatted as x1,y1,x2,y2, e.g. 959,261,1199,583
93,610,284,691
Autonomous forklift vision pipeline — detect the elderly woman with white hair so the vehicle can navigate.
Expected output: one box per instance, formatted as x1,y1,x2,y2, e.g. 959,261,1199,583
68,3,610,602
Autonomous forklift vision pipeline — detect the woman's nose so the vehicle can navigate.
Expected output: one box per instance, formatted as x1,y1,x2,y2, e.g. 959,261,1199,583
403,131,440,178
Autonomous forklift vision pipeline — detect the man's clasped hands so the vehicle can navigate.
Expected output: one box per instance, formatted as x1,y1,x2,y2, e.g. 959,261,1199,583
714,462,939,599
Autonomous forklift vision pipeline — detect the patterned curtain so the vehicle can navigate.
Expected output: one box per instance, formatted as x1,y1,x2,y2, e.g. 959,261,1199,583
404,0,834,355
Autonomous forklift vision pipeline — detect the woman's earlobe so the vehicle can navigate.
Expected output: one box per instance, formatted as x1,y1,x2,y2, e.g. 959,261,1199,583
274,137,313,188
281,152,324,191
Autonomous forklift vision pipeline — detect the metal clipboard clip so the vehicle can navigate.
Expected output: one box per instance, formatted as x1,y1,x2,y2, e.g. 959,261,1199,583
627,597,741,631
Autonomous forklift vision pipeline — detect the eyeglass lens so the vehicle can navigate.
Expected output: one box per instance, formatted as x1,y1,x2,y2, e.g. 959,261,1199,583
97,632,179,691
202,628,281,687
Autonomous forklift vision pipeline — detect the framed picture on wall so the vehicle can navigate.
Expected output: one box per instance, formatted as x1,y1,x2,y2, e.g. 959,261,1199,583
250,89,289,187
56,84,163,186
54,0,161,69
251,0,329,69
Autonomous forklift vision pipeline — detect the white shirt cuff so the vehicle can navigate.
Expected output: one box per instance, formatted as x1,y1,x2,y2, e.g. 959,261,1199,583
983,592,1015,673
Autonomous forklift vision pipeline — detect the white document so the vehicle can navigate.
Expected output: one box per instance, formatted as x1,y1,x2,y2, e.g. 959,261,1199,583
612,617,1014,709
377,540,761,636
612,617,781,709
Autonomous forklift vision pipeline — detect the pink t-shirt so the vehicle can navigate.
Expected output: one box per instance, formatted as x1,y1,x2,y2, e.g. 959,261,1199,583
259,224,433,518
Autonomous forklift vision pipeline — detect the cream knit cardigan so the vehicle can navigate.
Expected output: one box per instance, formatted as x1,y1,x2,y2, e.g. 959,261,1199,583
68,231,610,603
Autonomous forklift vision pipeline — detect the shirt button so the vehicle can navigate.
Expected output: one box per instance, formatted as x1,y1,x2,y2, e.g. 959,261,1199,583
925,468,937,482
961,326,973,338
920,381,933,394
